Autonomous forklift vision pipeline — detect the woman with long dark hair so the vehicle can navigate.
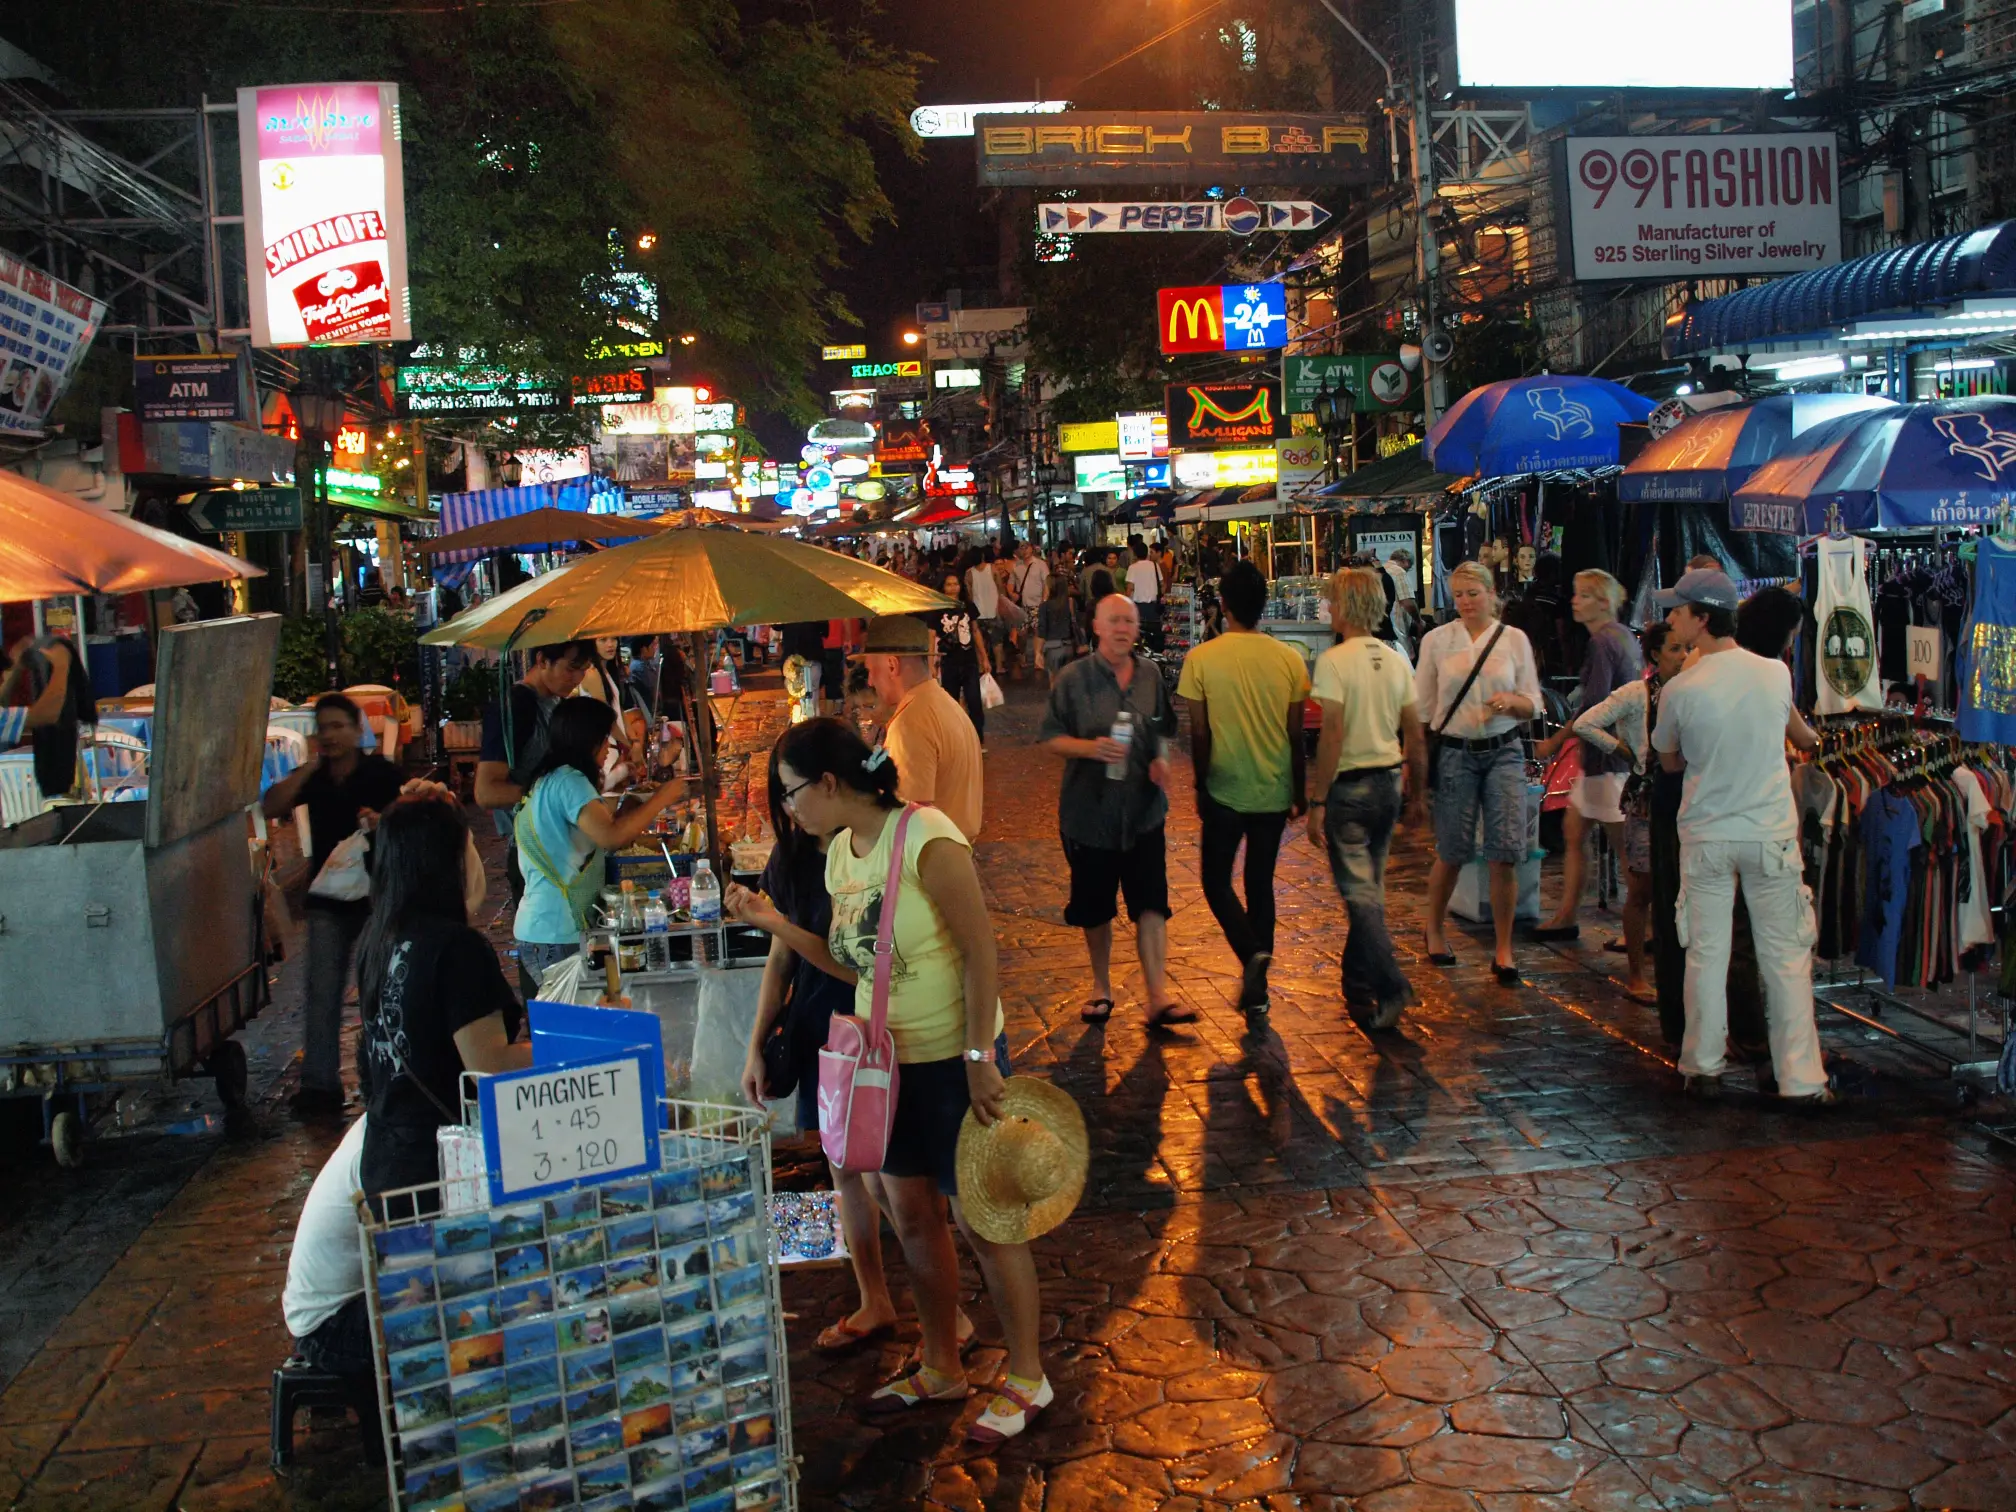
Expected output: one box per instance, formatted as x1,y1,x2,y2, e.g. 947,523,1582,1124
932,572,992,737
765,717,1054,1443
355,794,531,1201
513,697,685,985
726,742,978,1356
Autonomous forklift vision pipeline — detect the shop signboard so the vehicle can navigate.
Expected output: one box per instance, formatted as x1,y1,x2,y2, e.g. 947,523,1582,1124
878,418,931,465
1173,449,1279,488
1058,420,1119,453
395,365,565,415
0,253,107,440
1116,411,1168,461
237,82,411,347
1285,354,1414,414
977,112,1378,187
127,419,298,483
186,485,302,533
1039,199,1331,234
918,307,1032,363
1166,381,1282,447
599,386,715,436
1275,436,1327,489
1564,133,1840,282
821,343,868,361
911,100,1068,138
1074,453,1124,493
585,335,664,360
934,367,982,390
133,354,243,423
514,447,592,483
693,401,736,431
851,360,923,380
1453,0,1794,91
569,367,652,406
1157,284,1287,355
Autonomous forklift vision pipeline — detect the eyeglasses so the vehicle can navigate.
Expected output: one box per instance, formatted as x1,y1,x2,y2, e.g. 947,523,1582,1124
778,776,817,809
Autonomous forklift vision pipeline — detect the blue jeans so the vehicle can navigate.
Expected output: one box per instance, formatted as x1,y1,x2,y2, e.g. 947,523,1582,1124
1324,769,1411,1010
1432,741,1528,867
518,939,581,991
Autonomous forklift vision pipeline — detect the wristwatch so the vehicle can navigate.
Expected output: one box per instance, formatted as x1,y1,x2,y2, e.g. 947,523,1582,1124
963,1047,992,1063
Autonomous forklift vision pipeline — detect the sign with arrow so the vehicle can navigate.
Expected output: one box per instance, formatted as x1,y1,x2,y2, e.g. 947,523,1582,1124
187,486,302,533
1039,199,1330,234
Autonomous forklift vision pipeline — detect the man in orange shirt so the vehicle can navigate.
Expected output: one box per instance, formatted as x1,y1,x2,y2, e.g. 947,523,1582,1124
856,616,984,841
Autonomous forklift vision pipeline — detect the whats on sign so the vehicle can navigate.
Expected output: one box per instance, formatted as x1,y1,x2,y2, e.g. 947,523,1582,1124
478,1053,658,1206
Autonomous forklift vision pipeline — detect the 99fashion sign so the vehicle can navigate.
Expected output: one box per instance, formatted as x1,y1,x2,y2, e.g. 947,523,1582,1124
237,83,411,348
1166,382,1282,447
1565,133,1840,282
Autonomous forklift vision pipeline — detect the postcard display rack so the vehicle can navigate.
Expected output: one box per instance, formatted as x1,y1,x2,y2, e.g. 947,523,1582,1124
359,1097,795,1512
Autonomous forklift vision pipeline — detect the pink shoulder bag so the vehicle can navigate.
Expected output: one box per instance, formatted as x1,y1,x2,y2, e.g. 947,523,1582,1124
816,804,916,1172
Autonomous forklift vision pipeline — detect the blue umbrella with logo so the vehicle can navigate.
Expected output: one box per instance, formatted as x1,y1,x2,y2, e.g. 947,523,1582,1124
1618,394,1895,508
1426,375,1655,478
1731,397,2016,532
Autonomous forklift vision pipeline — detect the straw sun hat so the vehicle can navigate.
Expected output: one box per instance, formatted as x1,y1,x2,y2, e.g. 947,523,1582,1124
955,1078,1089,1244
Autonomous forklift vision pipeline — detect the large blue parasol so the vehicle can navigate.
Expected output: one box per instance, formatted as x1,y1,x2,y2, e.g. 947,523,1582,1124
1731,396,2016,532
1618,394,1895,509
1426,375,1655,479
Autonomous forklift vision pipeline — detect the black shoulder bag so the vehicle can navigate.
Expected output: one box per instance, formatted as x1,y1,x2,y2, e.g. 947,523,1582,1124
1426,623,1507,790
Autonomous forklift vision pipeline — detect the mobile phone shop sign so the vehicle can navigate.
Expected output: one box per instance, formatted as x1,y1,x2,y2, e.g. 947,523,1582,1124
479,1054,657,1205
1565,134,1840,282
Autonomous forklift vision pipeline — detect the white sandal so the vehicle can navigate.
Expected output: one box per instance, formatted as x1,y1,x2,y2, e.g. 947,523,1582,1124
966,1375,1054,1445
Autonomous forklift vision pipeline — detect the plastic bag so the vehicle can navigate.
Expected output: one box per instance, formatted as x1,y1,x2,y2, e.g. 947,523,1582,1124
979,673,1006,710
307,828,372,902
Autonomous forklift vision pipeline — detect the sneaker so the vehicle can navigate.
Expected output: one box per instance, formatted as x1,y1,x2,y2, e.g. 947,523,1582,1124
1780,1087,1838,1112
967,1374,1054,1445
1681,1074,1722,1101
1238,952,1272,1013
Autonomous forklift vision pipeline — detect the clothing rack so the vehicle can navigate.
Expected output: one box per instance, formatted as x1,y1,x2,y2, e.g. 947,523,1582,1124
1801,712,2008,1101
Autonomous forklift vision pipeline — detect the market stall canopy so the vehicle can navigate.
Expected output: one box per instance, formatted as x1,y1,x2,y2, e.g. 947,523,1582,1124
647,509,789,533
1173,488,1277,524
1666,221,2016,356
416,506,667,556
420,526,956,650
1426,376,1655,478
0,470,262,598
1307,443,1472,511
1618,394,1896,505
1732,396,2016,533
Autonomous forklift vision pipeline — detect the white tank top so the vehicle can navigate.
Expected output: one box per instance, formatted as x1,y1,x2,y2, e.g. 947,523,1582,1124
1814,536,1882,716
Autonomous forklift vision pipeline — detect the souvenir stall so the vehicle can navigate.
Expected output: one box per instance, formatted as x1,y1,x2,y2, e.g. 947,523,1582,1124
421,526,952,1115
1721,396,2016,1112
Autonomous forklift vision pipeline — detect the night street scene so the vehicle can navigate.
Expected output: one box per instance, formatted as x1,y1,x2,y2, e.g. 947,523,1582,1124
4,2,2016,1509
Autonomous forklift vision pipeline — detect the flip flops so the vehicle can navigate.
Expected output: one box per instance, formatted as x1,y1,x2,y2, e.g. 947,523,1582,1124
814,1316,895,1355
1147,1002,1199,1029
1079,997,1115,1023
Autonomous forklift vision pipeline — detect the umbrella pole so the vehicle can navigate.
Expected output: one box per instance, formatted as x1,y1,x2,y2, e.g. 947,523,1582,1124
686,631,721,876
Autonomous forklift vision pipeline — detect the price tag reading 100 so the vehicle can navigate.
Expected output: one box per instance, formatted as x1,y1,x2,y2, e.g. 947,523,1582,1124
479,1053,658,1206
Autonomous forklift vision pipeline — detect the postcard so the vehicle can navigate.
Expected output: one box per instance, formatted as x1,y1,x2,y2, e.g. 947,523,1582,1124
372,1223,435,1271
403,1458,459,1505
730,1412,777,1453
707,1191,758,1230
464,1482,521,1512
495,1242,548,1284
569,1412,624,1463
388,1342,449,1393
507,1357,558,1404
543,1189,599,1234
516,1468,575,1511
563,1348,615,1391
662,1280,713,1323
556,1265,608,1308
599,1176,652,1217
700,1155,751,1200
556,1306,611,1352
552,1226,608,1271
503,1318,555,1365
623,1402,674,1448
725,1379,773,1418
681,1422,729,1466
606,1214,659,1259
714,1305,766,1347
491,1203,544,1247
508,1394,564,1438
609,1292,663,1336
712,1265,764,1309
613,1326,665,1374
652,1168,702,1209
568,1381,620,1421
399,1420,457,1467
497,1279,553,1326
667,1355,722,1394
381,1303,441,1353
628,1439,679,1483
442,1294,499,1341
720,1339,767,1383
578,1454,630,1495
433,1213,492,1258
632,1475,685,1512
454,1406,510,1455
607,1254,659,1295
512,1426,568,1475
619,1364,674,1412
448,1366,507,1413
377,1266,435,1314
457,1446,511,1490
393,1384,451,1434
436,1250,496,1302
656,1202,710,1247
673,1386,725,1434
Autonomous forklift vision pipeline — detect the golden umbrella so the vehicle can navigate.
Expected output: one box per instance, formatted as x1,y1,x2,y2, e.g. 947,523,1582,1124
0,470,262,599
647,508,790,534
420,525,951,650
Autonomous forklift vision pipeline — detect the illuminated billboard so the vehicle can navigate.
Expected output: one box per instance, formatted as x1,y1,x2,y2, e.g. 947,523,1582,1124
1452,1,1794,91
237,83,410,347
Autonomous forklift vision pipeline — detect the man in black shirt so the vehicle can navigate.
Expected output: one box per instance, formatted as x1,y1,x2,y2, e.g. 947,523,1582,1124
263,694,406,1118
473,641,595,813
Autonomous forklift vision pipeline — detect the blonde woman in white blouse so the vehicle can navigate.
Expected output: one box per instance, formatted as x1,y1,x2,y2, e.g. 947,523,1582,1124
1415,561,1543,984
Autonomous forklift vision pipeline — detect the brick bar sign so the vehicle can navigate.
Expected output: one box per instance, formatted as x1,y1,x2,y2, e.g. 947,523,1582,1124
1564,133,1841,282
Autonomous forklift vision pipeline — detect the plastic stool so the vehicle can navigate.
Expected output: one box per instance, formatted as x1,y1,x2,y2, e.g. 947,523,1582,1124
270,1356,383,1470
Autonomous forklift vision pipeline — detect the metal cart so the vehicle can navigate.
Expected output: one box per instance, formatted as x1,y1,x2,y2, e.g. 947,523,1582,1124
0,615,282,1166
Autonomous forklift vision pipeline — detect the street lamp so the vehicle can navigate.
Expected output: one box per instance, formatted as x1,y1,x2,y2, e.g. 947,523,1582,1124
293,386,349,690
901,330,922,346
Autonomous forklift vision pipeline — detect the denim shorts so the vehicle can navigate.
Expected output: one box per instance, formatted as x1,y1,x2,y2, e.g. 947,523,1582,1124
517,939,581,991
1432,741,1528,867
883,1032,1012,1195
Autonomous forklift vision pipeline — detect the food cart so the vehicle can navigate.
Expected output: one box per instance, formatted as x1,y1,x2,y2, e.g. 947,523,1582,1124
0,615,281,1165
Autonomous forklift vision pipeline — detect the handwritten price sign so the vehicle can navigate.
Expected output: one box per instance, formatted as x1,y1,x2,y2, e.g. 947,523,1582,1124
478,1054,657,1205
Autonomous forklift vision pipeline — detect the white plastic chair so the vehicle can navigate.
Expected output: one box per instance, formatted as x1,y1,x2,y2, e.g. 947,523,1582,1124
0,755,44,827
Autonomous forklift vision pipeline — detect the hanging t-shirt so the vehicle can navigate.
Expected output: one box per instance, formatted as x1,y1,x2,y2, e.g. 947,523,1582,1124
1856,789,1923,989
1956,765,1996,952
1960,537,2016,746
1814,536,1883,715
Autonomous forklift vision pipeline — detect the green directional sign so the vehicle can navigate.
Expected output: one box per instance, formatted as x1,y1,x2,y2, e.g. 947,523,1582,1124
187,486,302,533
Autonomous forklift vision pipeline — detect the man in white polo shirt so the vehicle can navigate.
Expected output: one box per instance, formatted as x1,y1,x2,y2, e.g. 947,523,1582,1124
1650,568,1829,1106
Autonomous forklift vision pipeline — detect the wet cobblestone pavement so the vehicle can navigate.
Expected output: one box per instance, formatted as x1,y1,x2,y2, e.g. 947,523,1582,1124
1,678,2013,1509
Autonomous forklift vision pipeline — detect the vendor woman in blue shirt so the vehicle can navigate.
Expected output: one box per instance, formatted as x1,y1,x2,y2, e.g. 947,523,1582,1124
0,637,75,748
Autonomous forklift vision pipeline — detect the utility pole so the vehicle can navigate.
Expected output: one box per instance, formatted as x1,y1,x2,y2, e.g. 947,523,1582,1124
1412,59,1446,431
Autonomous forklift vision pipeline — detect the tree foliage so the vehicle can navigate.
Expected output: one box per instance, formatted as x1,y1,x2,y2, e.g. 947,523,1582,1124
3,0,921,421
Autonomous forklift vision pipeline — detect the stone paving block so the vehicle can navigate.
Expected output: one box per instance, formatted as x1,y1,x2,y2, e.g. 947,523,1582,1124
12,1443,201,1512
0,1345,121,1427
1447,1392,1567,1439
1406,1433,1606,1494
62,1365,266,1452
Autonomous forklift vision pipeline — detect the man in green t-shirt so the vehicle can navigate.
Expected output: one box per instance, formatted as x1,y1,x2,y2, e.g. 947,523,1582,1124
1176,561,1311,1016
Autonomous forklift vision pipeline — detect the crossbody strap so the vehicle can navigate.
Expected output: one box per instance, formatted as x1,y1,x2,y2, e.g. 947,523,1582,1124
1433,622,1508,739
866,805,918,1053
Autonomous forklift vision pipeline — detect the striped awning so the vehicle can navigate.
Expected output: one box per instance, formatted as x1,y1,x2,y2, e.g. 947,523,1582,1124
428,481,595,587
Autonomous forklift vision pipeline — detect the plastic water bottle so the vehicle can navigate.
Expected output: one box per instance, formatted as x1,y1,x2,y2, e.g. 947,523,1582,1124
643,892,670,971
1107,710,1133,780
689,859,721,923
